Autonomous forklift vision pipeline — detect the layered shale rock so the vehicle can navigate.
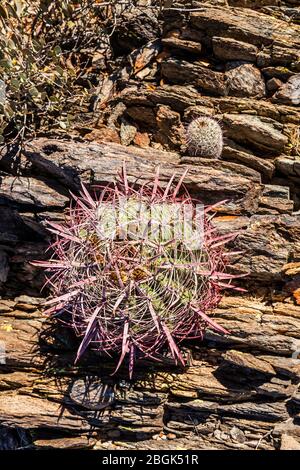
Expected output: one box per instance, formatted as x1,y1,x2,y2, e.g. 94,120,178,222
0,0,300,451
0,137,300,450
95,1,300,209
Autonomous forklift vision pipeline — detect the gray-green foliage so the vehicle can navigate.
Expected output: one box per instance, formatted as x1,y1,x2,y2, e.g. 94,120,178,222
0,0,113,144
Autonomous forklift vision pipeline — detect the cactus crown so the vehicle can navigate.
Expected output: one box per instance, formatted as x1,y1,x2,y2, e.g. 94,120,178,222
186,116,223,159
34,166,241,377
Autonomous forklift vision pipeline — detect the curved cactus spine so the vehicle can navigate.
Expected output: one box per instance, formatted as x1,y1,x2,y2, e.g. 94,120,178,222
33,166,243,377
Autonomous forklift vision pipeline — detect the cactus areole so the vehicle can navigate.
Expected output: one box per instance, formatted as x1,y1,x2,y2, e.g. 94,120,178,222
34,166,242,377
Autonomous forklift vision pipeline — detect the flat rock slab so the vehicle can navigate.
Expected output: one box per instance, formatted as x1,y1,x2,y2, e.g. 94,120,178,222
225,63,266,98
212,37,258,62
22,138,262,214
0,394,91,431
0,176,68,210
161,58,226,96
273,74,300,105
222,114,288,154
190,6,300,50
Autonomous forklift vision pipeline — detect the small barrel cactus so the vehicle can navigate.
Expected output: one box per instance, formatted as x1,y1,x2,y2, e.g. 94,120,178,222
186,116,223,159
34,166,241,377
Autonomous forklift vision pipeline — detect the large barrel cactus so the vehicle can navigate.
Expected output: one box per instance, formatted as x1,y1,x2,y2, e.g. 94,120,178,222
34,166,241,377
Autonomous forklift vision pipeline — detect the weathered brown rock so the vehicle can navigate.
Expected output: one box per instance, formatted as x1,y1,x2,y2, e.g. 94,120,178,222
122,84,201,112
0,251,9,284
222,140,275,179
225,63,266,98
280,434,300,451
228,1,281,6
120,119,137,146
154,105,185,150
110,5,160,54
212,37,258,62
126,105,157,128
134,131,150,148
161,58,226,96
162,37,202,55
0,176,68,209
273,74,300,105
20,138,262,214
262,67,295,81
82,126,121,144
259,185,294,214
275,156,300,179
0,207,45,244
190,6,300,50
0,394,91,431
266,78,283,93
222,114,288,154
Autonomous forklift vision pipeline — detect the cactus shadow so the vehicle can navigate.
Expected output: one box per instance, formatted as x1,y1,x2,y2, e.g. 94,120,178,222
35,319,187,443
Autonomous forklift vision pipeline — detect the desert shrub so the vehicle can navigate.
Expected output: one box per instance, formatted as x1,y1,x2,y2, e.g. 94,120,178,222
0,1,202,145
0,0,142,144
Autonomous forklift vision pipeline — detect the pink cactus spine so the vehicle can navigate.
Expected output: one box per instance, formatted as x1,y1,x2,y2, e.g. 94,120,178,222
33,166,243,377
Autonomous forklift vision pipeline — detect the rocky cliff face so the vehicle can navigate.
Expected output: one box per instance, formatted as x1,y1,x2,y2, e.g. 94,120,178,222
0,1,300,450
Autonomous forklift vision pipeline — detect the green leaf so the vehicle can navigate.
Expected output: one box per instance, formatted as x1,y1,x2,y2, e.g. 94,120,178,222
0,59,12,70
4,103,14,118
18,72,27,82
7,39,16,50
53,46,62,57
31,39,42,52
10,78,20,90
55,65,64,76
29,86,39,97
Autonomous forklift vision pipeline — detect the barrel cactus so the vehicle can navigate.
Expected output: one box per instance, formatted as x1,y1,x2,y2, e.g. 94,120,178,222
186,116,223,159
34,166,241,377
